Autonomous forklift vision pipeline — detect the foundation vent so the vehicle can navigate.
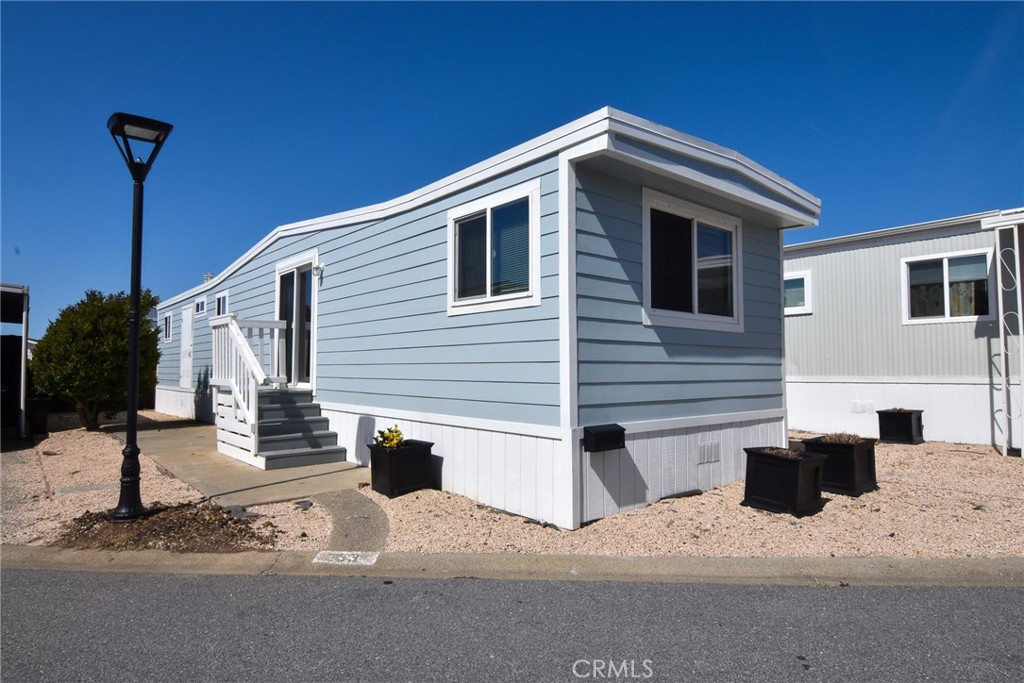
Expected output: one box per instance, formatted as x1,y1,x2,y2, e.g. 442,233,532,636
698,441,721,465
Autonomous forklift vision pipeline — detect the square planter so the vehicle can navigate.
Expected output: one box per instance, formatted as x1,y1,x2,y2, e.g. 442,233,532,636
741,447,826,516
877,409,924,444
802,437,878,496
369,439,435,498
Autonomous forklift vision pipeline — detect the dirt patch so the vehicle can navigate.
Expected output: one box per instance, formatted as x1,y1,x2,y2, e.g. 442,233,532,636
1,412,332,552
55,500,277,553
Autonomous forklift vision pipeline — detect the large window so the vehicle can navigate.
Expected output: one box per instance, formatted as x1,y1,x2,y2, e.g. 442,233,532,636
784,270,813,316
447,180,541,315
903,250,992,324
642,190,743,332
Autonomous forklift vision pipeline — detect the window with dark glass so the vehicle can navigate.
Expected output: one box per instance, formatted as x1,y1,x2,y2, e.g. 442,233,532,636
908,254,989,320
455,197,530,302
649,208,734,318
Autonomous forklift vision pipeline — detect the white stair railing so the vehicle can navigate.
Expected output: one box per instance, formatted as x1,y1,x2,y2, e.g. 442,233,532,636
210,315,288,456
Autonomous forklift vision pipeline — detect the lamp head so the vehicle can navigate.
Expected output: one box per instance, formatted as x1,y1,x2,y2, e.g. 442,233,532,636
107,112,173,182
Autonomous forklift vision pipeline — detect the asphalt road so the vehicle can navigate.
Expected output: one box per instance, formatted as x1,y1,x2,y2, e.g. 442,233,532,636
2,569,1021,682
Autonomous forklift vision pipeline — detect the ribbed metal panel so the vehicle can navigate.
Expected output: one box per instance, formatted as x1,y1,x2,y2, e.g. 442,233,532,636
785,226,1003,380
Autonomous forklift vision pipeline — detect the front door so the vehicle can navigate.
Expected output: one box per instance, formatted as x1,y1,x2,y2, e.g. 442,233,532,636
179,305,193,388
278,263,314,386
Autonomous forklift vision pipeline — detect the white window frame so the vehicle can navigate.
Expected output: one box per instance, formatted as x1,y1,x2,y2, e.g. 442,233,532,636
215,290,230,317
901,248,994,325
163,313,172,342
275,249,320,392
641,188,744,333
194,297,206,318
784,270,813,316
446,179,542,316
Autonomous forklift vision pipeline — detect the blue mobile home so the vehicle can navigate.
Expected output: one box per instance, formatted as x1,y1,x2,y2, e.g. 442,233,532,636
154,108,820,528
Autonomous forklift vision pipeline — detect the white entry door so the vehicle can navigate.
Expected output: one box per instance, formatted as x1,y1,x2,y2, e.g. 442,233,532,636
179,305,193,389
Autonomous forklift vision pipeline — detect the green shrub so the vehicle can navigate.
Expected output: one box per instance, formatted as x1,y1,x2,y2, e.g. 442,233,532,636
31,289,160,430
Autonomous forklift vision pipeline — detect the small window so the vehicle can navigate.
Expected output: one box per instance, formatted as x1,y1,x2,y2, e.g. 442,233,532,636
194,298,206,317
447,180,541,315
903,250,992,324
642,189,743,332
784,270,813,316
163,314,172,342
215,292,229,316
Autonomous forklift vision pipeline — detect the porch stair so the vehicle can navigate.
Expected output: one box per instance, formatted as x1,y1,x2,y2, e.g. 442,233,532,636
215,387,346,470
254,389,345,469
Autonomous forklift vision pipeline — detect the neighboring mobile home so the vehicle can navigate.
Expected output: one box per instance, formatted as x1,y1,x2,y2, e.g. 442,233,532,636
155,108,821,529
784,208,1024,452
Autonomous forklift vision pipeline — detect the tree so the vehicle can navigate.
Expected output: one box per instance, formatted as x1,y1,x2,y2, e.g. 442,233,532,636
31,289,160,430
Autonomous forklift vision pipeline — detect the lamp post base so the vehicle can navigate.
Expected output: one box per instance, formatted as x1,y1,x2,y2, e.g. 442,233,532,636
110,445,147,522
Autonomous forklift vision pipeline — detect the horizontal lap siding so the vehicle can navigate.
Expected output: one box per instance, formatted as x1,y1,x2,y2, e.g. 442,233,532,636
574,166,785,425
315,158,561,425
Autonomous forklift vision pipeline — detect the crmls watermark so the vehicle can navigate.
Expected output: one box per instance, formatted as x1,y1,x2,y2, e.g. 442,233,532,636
572,659,654,679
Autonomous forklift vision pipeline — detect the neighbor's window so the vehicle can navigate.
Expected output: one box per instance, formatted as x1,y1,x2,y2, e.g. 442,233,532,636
215,291,229,316
784,270,813,316
447,180,541,315
163,314,172,342
194,297,206,317
642,189,743,332
904,250,991,323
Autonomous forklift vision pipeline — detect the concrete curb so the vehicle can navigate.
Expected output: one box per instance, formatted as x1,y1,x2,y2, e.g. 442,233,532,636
3,545,1021,587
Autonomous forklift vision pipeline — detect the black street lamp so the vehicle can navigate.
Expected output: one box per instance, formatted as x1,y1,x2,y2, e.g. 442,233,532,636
107,112,172,521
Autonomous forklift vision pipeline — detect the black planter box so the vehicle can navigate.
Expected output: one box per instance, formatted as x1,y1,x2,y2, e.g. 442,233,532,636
802,437,878,496
369,439,435,498
741,447,826,516
877,409,924,444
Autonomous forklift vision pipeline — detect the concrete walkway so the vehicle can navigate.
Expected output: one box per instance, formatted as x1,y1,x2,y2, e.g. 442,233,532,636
102,419,387,552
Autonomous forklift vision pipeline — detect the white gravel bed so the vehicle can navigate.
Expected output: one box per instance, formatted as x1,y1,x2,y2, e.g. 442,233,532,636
1,412,331,552
362,439,1024,558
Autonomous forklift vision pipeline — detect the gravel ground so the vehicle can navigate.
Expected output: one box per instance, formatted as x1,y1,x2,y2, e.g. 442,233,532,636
363,436,1024,558
4,415,1022,558
0,412,332,552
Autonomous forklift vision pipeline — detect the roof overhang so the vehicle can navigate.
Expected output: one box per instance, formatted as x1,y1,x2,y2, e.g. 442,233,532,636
163,108,820,308
1,283,29,325
785,209,1014,258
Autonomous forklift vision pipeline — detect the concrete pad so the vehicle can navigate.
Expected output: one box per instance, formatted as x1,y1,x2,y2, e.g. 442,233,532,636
103,420,370,507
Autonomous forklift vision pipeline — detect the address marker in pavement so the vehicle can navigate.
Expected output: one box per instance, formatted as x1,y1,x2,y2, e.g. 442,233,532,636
313,551,380,566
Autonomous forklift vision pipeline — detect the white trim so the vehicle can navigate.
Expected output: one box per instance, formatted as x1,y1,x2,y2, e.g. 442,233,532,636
557,136,610,531
214,290,230,317
572,408,788,440
641,188,745,333
275,249,320,392
900,247,995,325
980,207,1024,231
161,108,819,310
787,375,1015,386
785,209,1006,257
446,179,542,316
783,269,813,316
318,400,564,441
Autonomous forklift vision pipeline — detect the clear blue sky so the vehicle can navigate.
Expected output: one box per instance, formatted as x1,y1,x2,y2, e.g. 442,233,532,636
2,1,1022,334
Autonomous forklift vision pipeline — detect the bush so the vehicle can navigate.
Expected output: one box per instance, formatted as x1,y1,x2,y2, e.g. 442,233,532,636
31,290,160,430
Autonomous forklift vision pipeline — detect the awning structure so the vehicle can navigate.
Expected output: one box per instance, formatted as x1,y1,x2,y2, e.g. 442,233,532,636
1,283,30,438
